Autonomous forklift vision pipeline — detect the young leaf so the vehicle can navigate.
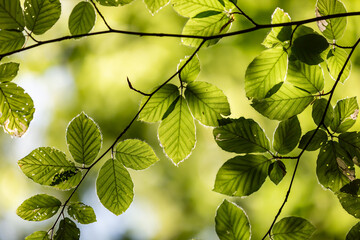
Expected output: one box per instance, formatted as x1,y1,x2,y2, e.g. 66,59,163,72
214,155,270,197
115,139,159,170
96,158,134,215
172,0,232,18
24,0,61,35
95,0,134,6
0,0,24,30
268,160,286,185
346,222,360,240
0,62,19,82
144,0,169,14
327,48,351,83
54,218,80,240
251,83,314,120
68,2,96,36
273,116,301,154
0,30,25,54
185,81,230,126
339,132,360,166
213,117,270,154
331,97,359,133
66,112,102,165
215,200,251,240
16,194,61,221
178,54,200,83
298,129,328,151
139,84,179,123
312,98,333,128
68,202,97,224
25,231,50,240
158,96,195,165
245,47,288,99
272,216,316,240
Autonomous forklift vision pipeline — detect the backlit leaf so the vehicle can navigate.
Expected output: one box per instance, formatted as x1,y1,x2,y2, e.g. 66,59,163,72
326,47,351,83
144,0,169,14
54,218,80,240
298,129,328,151
0,30,25,54
338,180,360,219
69,2,96,36
339,132,360,167
272,217,316,240
25,231,50,240
331,97,358,133
172,0,232,18
0,0,24,30
268,160,286,185
0,62,19,82
273,116,301,154
96,0,134,6
346,222,360,240
178,54,200,83
68,202,96,224
312,98,333,128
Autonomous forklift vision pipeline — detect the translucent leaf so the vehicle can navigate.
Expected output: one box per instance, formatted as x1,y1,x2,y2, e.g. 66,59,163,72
339,132,360,167
273,116,301,154
268,160,286,185
215,200,251,240
16,194,61,221
214,154,270,197
213,117,270,154
96,0,134,6
291,34,329,65
185,81,230,126
272,217,316,240
0,62,19,82
96,158,134,215
326,48,351,83
158,96,195,165
25,231,50,240
66,112,102,165
69,2,96,36
54,218,80,240
18,147,80,190
337,180,360,219
312,98,334,128
0,30,25,54
178,54,200,83
144,0,169,14
251,83,314,120
298,129,328,151
262,8,292,48
24,0,61,35
316,0,347,40
346,222,360,240
0,0,24,30
172,0,233,18
115,139,159,170
287,60,324,94
331,97,359,133
68,202,97,224
245,47,288,99
139,84,179,123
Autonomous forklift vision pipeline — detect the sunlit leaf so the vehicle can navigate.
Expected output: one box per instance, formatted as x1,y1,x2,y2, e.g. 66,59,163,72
25,231,50,240
273,116,301,154
24,0,61,35
0,0,24,30
215,200,251,240
0,30,25,54
272,217,316,240
144,0,169,14
68,202,96,224
185,81,230,126
214,154,270,197
326,48,351,83
331,97,359,133
268,160,286,185
312,98,333,128
338,180,360,219
0,62,19,82
339,132,360,167
178,54,200,83
346,222,360,240
96,0,134,6
172,0,233,18
54,218,80,240
69,2,96,36
16,194,61,221
298,129,328,151
96,158,134,215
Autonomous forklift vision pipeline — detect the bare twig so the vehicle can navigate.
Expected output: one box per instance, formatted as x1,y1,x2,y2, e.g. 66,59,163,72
127,77,151,96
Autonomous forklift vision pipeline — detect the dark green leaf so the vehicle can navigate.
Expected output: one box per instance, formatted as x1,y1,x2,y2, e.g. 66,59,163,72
0,30,25,54
144,0,169,14
346,222,360,240
312,98,333,128
273,116,301,154
272,217,316,239
327,48,351,83
178,54,200,83
54,218,80,240
298,129,328,151
25,231,50,240
96,0,134,6
68,202,97,224
194,10,222,18
0,62,19,82
291,34,329,65
69,2,96,36
0,0,24,30
339,132,360,166
268,160,286,185
331,97,359,133
172,0,233,18
338,180,360,219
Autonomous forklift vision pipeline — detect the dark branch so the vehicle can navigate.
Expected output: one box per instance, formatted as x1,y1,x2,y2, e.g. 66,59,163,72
127,77,151,96
90,0,113,30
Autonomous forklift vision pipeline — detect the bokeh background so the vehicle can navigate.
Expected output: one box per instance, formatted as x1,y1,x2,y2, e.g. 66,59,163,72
1,0,360,239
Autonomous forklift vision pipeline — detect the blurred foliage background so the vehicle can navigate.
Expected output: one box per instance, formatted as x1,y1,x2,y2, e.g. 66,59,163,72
1,0,360,239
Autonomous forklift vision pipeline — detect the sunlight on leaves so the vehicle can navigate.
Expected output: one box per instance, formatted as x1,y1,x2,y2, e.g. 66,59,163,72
144,0,169,14
54,218,80,240
68,202,97,224
0,0,24,30
326,47,351,83
0,30,25,54
268,160,286,185
25,231,50,240
272,216,316,239
298,129,328,151
0,62,19,82
273,116,301,154
331,97,358,133
178,54,200,83
312,98,334,128
69,1,96,36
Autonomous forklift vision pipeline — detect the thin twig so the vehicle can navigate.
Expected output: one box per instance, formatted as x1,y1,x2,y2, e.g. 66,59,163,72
231,0,258,26
127,77,151,96
89,0,113,30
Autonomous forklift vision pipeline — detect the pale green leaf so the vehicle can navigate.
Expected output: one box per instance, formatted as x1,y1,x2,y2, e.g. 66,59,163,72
312,98,333,128
185,81,230,126
251,83,314,120
54,218,80,240
326,47,351,83
66,112,102,165
346,222,360,240
115,139,159,170
339,132,360,167
268,160,286,185
0,62,19,82
0,30,25,54
24,0,61,35
25,231,50,240
272,217,316,240
337,180,360,220
96,158,134,215
96,0,134,6
0,0,24,30
69,2,96,36
331,97,359,133
172,0,232,18
144,0,169,14
158,96,195,165
16,194,61,221
214,154,270,197
298,129,328,151
245,47,288,99
178,54,200,83
273,116,301,154
215,200,251,240
68,202,97,224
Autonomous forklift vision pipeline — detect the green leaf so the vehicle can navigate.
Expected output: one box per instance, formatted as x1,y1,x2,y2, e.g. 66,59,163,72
273,116,301,154
24,0,61,35
213,117,270,154
214,154,270,197
18,147,80,189
96,0,134,6
326,48,351,83
339,132,360,166
139,84,179,123
245,47,288,99
291,33,329,65
54,218,80,240
185,81,230,126
272,217,316,240
25,231,50,240
96,158,134,215
337,180,360,219
251,83,314,120
178,54,200,83
298,129,328,151
316,141,354,192
115,139,159,170
215,200,251,240
268,160,286,185
262,8,292,48
158,96,195,165
66,112,102,165
346,222,360,240
172,0,232,18
0,62,19,82
69,2,96,36
312,98,334,128
331,97,359,133
68,202,97,224
144,0,169,14
287,60,324,94
182,13,232,48
316,0,347,40
0,0,24,30
0,30,25,54
16,194,61,221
